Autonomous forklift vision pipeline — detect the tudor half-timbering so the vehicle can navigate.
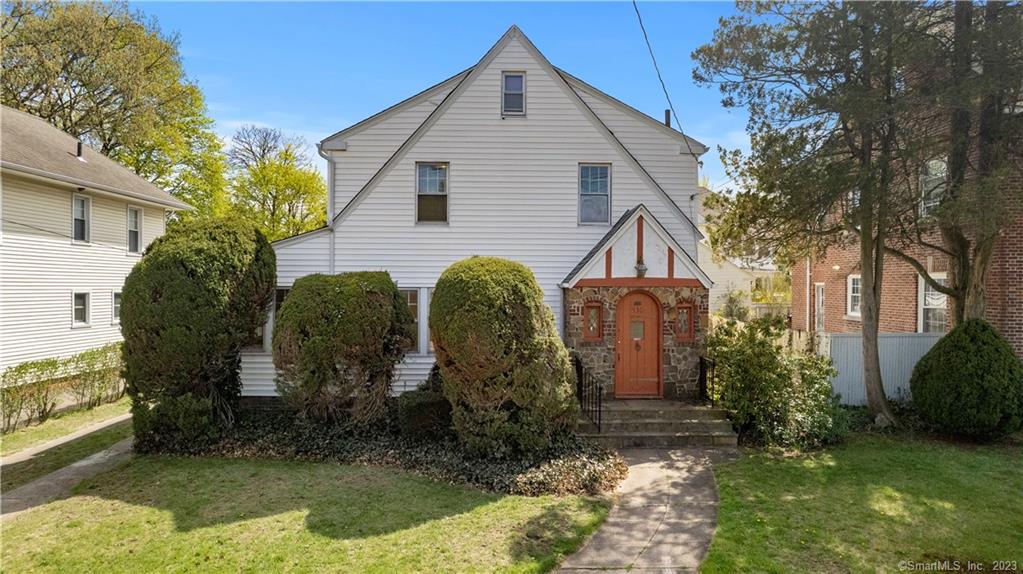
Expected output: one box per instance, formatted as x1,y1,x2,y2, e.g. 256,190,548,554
240,26,713,400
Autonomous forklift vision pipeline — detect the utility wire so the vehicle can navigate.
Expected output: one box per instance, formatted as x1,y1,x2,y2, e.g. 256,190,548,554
1,217,143,255
631,0,701,164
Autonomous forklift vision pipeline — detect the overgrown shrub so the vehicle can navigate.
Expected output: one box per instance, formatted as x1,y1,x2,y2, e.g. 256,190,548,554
910,319,1023,440
1,358,62,430
430,257,577,458
122,217,275,452
68,343,123,409
709,317,844,448
273,272,414,424
132,393,220,454
397,366,453,439
190,410,627,495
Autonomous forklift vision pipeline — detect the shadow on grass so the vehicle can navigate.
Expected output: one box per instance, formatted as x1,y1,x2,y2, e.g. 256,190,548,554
508,496,611,572
74,454,501,540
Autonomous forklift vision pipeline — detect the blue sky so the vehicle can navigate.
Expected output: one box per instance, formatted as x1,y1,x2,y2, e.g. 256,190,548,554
137,1,747,188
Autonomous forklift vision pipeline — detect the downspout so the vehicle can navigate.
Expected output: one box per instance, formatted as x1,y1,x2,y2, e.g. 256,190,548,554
317,143,336,275
805,256,812,331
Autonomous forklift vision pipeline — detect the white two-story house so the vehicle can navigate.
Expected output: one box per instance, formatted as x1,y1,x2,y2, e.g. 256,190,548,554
241,26,714,400
0,106,190,371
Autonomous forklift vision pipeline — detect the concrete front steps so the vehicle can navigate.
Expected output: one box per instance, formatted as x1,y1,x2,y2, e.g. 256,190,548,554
579,399,738,448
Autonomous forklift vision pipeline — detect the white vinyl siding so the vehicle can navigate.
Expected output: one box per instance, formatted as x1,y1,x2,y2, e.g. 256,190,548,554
918,273,948,333
847,274,862,317
0,173,167,369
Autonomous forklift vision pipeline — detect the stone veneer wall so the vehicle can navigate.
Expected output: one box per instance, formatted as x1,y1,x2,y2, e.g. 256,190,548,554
564,285,710,399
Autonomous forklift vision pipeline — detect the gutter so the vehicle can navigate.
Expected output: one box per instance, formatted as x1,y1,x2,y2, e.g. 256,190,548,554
316,143,336,274
1,161,191,210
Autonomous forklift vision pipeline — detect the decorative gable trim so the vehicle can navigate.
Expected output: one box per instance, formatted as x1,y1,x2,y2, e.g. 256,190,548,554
562,204,712,288
329,25,703,238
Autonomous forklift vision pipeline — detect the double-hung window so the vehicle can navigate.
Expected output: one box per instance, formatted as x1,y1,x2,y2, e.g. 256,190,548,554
847,275,862,317
918,274,948,333
400,289,420,351
919,158,948,216
416,162,448,223
579,164,611,224
502,72,525,115
112,292,122,323
127,207,142,254
72,195,90,242
73,292,90,326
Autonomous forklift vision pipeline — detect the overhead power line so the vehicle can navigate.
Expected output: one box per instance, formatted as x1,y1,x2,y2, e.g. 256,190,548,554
631,0,701,165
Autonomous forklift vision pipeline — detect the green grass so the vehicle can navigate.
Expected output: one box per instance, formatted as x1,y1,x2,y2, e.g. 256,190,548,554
1,397,130,456
1,420,133,492
1,456,610,573
703,433,1023,573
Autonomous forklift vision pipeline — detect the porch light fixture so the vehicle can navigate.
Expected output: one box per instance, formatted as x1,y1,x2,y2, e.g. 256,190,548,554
635,260,648,278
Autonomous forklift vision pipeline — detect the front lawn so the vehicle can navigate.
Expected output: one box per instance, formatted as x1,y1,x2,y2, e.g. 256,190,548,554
1,397,130,456
703,433,1023,573
1,456,609,573
0,420,133,492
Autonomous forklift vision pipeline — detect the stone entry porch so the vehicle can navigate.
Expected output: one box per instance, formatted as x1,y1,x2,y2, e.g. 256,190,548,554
579,399,737,448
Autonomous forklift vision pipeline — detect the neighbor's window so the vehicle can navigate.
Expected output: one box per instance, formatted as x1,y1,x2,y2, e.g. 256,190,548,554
676,303,695,341
73,292,89,325
73,195,90,242
919,274,948,333
112,292,122,322
401,289,419,352
919,158,948,216
583,302,603,341
847,275,862,317
502,72,525,115
416,162,448,223
127,207,142,253
579,164,610,224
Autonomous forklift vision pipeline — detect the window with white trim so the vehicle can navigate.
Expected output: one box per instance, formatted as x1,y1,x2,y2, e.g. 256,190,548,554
919,158,948,216
918,274,948,333
416,162,448,223
112,292,122,322
502,72,525,115
400,289,419,352
579,164,611,224
847,275,862,317
127,207,142,253
73,292,90,325
72,195,90,242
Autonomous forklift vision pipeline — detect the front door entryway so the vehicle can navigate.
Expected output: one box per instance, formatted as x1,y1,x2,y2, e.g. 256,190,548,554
615,291,661,398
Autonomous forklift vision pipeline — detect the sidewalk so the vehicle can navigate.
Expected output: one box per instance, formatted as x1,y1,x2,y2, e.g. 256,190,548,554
2,413,131,466
558,447,739,573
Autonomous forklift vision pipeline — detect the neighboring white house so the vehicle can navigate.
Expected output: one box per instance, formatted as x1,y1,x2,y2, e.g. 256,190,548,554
241,26,714,399
0,106,190,371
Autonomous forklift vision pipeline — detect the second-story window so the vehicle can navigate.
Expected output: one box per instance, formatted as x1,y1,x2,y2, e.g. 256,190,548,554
416,162,448,223
847,274,862,317
72,194,90,242
919,158,947,216
127,207,142,253
579,164,611,224
502,72,525,115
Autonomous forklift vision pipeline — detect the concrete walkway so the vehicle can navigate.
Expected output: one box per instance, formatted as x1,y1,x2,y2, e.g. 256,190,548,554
559,448,739,573
2,412,131,466
1,437,133,521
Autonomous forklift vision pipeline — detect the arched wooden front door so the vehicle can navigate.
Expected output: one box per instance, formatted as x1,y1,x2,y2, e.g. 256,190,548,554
614,291,662,398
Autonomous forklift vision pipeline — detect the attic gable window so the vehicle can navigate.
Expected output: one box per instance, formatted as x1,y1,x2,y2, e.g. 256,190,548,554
579,164,611,224
502,72,525,116
416,162,448,223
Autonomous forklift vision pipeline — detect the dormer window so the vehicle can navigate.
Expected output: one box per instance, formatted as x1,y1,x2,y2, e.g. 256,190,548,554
502,72,525,116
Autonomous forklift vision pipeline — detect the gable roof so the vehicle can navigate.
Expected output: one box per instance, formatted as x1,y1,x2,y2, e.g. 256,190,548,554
327,25,704,239
0,106,190,210
561,203,713,288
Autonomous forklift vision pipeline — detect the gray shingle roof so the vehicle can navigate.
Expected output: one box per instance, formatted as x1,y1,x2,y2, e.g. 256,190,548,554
1,106,190,209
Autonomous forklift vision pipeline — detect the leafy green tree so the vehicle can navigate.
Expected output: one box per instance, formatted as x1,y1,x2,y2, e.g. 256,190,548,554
228,126,327,241
1,0,228,217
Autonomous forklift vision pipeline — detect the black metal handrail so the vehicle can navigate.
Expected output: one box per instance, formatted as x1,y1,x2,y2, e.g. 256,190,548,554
572,355,602,433
699,356,717,406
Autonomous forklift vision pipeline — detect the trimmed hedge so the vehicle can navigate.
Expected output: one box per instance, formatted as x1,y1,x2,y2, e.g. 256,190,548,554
910,319,1023,440
122,217,275,452
195,409,628,496
272,272,415,424
430,257,577,458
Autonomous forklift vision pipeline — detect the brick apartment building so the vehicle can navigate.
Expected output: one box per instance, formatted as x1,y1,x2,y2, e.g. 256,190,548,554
791,194,1023,357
